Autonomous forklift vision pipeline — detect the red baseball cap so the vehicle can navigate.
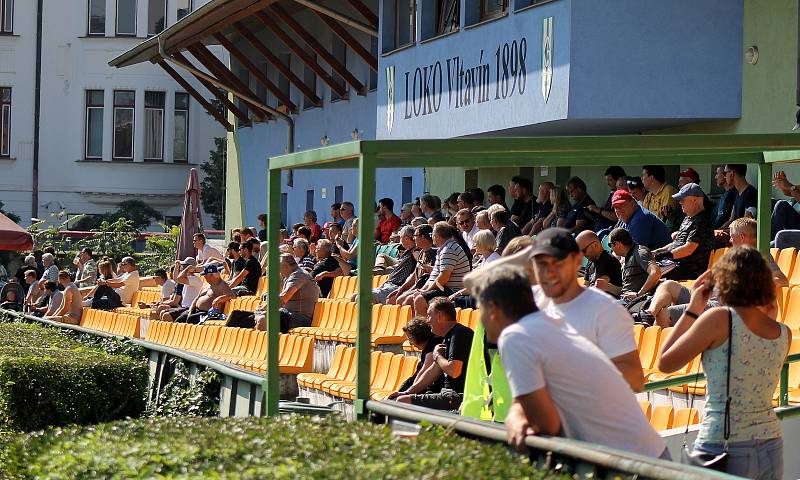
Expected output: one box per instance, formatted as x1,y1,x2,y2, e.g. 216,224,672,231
611,190,634,207
679,168,700,184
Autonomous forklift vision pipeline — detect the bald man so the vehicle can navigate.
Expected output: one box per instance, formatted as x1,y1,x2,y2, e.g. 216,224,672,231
575,231,621,296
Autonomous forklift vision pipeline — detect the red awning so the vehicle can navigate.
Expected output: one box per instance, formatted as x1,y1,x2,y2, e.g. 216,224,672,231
0,213,33,251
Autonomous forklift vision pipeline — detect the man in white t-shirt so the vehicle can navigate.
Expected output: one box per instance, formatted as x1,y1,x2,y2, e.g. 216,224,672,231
161,257,203,321
193,233,223,266
101,256,140,305
473,266,668,459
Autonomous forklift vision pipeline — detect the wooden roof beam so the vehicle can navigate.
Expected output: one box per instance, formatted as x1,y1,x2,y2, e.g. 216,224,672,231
171,51,251,126
158,60,234,132
269,3,365,95
345,0,378,29
214,32,297,113
254,11,348,98
313,10,377,72
233,22,321,107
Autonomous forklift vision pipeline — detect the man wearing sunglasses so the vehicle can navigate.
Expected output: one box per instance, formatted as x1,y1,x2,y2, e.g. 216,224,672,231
456,209,479,252
575,230,621,297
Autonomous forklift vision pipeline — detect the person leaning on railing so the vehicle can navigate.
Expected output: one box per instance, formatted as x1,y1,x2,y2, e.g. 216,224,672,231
659,246,790,479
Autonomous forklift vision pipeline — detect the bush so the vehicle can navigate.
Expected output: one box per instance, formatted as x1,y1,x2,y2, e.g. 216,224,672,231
0,323,147,432
146,359,221,418
0,415,567,479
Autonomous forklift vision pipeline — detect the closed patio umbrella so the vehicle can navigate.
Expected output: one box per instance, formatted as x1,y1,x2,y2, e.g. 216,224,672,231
0,213,33,251
176,168,203,261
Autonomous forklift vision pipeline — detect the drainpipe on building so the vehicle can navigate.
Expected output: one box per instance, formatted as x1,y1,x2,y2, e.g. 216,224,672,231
31,0,44,219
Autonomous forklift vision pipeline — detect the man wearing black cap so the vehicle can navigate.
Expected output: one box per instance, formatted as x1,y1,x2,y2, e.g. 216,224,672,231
653,183,713,281
177,264,235,324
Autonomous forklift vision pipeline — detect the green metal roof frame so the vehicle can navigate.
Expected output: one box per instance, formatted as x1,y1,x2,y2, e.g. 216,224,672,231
261,133,800,419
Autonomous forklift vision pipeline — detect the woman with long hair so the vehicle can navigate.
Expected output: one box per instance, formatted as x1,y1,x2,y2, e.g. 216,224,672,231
538,185,571,232
659,247,790,479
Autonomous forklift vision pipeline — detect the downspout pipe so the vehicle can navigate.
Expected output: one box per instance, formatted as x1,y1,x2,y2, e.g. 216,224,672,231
156,38,294,154
32,0,44,219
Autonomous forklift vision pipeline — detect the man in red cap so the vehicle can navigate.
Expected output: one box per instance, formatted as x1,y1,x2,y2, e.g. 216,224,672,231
678,168,700,188
610,190,672,250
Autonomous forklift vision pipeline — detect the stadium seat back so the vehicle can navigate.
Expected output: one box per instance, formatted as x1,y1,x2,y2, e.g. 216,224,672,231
633,324,645,348
650,405,674,431
371,352,394,388
638,326,662,370
638,400,652,420
379,354,405,392
328,276,343,299
785,289,800,331
457,308,473,327
396,356,419,390
336,348,357,380
326,345,347,377
468,309,481,330
779,248,798,279
771,248,780,260
673,408,699,428
279,334,297,364
340,302,357,331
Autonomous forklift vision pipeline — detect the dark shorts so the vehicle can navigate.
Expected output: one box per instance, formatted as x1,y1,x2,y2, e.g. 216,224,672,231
420,287,454,303
409,388,463,411
226,310,256,329
279,308,312,333
164,307,189,321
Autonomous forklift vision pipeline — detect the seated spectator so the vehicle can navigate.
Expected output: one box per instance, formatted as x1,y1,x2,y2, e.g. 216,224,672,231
509,176,535,228
420,194,445,224
84,257,139,308
152,268,176,304
334,218,359,275
475,210,492,231
161,258,202,321
448,229,499,308
586,166,626,231
73,247,97,288
371,226,417,304
653,183,713,281
388,317,444,400
193,233,223,266
771,170,800,238
641,165,679,228
491,210,522,255
303,210,322,243
713,166,736,229
444,193,460,220
522,182,554,235
564,176,596,234
23,270,41,311
329,202,344,226
411,216,428,228
625,176,647,206
468,187,485,207
257,213,268,241
229,241,261,296
540,185,570,232
503,236,534,257
472,266,668,459
400,203,414,226
259,254,319,333
310,239,342,298
487,184,508,211
240,227,256,245
715,164,756,244
296,226,312,243
411,199,423,218
647,217,787,327
38,253,59,289
678,167,699,188
396,298,473,410
152,269,183,319
47,270,83,324
292,238,316,273
340,202,357,243
610,190,671,250
39,281,63,317
14,255,38,294
607,228,662,302
389,225,437,306
575,231,621,295
223,242,245,279
375,198,402,244
455,209,479,251
412,223,472,315
176,264,235,325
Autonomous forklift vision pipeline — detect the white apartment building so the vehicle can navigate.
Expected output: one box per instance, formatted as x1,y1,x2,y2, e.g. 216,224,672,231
0,0,223,226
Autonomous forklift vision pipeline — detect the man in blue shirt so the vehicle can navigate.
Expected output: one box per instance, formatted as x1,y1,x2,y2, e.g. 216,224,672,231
611,190,671,250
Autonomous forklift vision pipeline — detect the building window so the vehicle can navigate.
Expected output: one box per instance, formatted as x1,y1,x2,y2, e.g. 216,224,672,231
144,91,165,161
402,176,412,204
330,36,347,101
85,90,104,159
116,0,137,36
147,0,166,35
514,0,550,11
0,88,9,157
112,90,135,160
87,0,106,35
302,53,317,110
369,37,378,91
480,0,506,20
395,0,414,47
278,53,291,105
306,189,314,212
176,0,191,20
173,92,189,163
1,0,12,33
334,185,343,204
436,0,459,35
280,193,288,229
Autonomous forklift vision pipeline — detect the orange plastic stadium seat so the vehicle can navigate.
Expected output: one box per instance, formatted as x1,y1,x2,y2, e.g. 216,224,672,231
633,324,644,348
318,348,358,393
779,248,798,280
771,248,780,260
370,353,405,400
784,288,800,333
298,345,348,389
643,327,672,377
281,335,314,374
638,326,662,371
650,405,674,431
673,408,700,429
639,400,652,420
336,351,383,400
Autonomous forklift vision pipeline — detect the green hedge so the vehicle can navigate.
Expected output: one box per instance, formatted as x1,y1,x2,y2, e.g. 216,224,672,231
0,415,566,479
0,323,147,432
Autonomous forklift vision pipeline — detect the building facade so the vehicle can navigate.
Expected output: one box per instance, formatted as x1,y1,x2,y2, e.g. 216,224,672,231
0,0,223,227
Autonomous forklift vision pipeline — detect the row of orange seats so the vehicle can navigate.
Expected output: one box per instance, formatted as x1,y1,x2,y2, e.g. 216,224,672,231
80,308,140,337
327,275,389,300
291,300,413,346
297,345,418,402
144,321,313,374
639,401,699,431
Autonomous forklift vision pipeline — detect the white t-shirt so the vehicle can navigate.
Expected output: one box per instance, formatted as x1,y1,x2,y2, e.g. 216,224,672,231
462,224,480,249
180,275,203,308
115,270,140,305
197,243,223,263
532,285,636,359
499,311,666,458
161,279,176,300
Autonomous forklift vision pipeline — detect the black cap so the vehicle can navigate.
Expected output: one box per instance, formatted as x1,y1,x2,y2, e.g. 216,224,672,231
531,228,579,260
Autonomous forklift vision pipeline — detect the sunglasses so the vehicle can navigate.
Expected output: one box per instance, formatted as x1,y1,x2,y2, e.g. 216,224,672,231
580,241,598,254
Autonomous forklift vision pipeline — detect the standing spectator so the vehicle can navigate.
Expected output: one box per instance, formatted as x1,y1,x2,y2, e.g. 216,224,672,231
411,222,472,315
420,194,445,223
641,165,679,226
575,230,621,295
370,227,417,303
395,298,473,410
473,266,667,459
330,203,344,226
177,264,235,324
467,187,485,207
73,247,97,288
564,177,597,234
653,183,713,281
375,198,401,244
659,247,789,478
303,210,322,243
229,241,261,296
487,184,508,211
610,190,671,250
310,239,342,298
587,166,625,231
390,225,437,306
193,233,223,266
522,182,554,235
540,185,571,232
715,164,756,243
399,203,414,226
491,210,522,255
509,176,535,228
257,213,268,241
608,228,662,301
388,317,444,400
455,209,479,251
48,270,83,324
263,254,318,333
340,202,357,243
713,166,736,229
292,238,316,273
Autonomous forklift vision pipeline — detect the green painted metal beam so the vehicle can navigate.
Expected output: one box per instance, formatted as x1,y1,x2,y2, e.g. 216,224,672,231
355,154,376,418
263,167,282,416
757,161,773,255
269,141,363,170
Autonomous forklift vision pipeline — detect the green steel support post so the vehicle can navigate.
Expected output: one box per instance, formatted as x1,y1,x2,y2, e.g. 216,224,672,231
756,161,772,255
780,363,789,407
355,154,375,418
263,167,282,416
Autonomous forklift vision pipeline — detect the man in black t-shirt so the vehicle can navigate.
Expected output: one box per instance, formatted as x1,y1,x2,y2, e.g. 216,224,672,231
576,231,621,296
396,298,473,410
310,239,342,298
509,176,536,229
654,183,713,281
715,164,757,244
230,241,261,296
564,177,597,234
223,242,246,280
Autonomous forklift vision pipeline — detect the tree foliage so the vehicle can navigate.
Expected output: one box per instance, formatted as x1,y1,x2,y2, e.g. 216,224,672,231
201,137,226,230
72,200,161,231
0,200,20,224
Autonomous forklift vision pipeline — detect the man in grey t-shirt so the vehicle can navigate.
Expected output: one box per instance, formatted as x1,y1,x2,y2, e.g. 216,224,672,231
268,254,319,333
607,228,662,302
